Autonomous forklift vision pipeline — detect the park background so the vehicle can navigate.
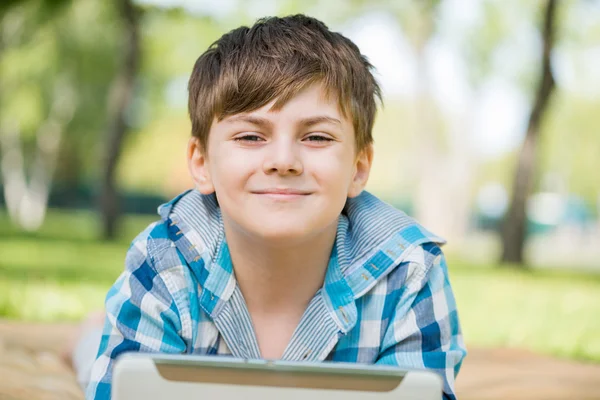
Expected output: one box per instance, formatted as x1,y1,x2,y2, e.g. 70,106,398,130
0,0,599,398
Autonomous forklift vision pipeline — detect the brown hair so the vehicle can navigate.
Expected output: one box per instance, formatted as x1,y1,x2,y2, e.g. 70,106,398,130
188,14,382,153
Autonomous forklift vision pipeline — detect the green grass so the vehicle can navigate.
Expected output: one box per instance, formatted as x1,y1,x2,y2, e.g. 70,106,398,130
449,263,600,363
1,209,599,363
0,209,156,321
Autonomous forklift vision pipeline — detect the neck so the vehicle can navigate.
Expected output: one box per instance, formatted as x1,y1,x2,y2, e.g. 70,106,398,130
223,219,338,315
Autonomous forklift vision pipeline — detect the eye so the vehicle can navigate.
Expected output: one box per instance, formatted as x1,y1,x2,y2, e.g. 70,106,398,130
234,134,264,142
304,134,334,142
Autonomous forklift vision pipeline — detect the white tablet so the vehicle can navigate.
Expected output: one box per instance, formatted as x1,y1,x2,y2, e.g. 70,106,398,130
112,353,442,400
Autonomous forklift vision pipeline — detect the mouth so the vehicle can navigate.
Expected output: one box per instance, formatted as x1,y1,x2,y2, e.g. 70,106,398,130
251,188,312,199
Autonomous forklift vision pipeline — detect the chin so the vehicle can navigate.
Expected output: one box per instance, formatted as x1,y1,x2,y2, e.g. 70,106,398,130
249,220,319,245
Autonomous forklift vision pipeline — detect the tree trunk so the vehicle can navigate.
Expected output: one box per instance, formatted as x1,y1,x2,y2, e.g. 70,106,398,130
0,79,76,231
98,0,140,240
500,0,557,265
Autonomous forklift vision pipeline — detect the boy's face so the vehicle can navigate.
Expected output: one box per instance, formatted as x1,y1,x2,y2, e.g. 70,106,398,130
188,83,373,245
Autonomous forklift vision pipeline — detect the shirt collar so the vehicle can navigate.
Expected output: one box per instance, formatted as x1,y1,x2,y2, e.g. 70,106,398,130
158,189,445,331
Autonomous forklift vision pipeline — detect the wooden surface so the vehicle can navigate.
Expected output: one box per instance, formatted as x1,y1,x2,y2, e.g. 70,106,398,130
0,320,599,400
0,322,82,400
457,347,600,399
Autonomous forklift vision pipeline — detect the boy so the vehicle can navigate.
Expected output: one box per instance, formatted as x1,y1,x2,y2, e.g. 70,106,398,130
83,14,466,400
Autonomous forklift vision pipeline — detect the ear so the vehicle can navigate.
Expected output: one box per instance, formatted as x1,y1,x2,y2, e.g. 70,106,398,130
187,137,215,195
347,144,373,198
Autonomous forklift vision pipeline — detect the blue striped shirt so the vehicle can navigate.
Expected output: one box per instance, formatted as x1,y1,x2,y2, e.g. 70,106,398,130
86,189,466,400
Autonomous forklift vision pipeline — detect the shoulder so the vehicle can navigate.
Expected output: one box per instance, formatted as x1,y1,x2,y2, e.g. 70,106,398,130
128,217,194,269
126,220,176,269
341,192,446,298
341,191,445,270
385,241,446,295
125,219,194,299
364,242,450,341
121,220,195,333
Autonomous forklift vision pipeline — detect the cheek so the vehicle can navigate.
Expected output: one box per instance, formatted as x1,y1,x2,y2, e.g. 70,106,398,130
308,150,355,190
209,147,256,191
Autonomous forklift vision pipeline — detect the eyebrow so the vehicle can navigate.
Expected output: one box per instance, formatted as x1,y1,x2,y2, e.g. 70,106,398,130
299,116,342,127
223,115,273,128
223,114,342,128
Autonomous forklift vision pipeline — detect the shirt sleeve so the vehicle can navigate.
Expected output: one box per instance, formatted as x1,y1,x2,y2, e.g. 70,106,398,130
85,234,187,400
376,243,466,400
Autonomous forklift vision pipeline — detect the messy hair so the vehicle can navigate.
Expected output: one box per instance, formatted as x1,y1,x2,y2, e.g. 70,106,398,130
188,14,382,152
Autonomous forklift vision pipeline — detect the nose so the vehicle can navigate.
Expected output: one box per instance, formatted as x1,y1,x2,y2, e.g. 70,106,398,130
262,137,303,176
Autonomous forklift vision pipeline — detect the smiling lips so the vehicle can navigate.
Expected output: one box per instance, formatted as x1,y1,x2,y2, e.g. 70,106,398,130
252,188,312,200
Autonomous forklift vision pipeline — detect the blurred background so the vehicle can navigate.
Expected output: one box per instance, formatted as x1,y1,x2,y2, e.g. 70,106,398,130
0,0,599,387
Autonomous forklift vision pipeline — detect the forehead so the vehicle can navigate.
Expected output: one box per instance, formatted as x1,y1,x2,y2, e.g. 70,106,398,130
270,83,340,113
222,83,350,125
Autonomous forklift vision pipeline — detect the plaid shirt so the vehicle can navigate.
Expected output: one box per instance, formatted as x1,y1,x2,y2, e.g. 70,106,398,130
86,189,466,400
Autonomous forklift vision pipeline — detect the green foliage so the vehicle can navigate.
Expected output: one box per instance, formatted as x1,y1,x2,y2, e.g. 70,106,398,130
460,0,542,90
0,0,121,184
538,92,600,206
52,0,121,183
0,0,71,21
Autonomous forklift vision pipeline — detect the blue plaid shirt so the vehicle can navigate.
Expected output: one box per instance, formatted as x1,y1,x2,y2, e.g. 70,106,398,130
86,189,466,400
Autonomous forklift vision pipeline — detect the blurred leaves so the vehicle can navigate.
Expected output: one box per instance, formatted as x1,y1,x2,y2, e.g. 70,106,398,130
0,0,120,185
0,0,72,26
540,94,600,204
0,0,599,214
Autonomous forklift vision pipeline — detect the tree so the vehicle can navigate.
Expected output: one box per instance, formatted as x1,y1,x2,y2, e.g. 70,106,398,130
98,0,141,239
500,0,558,265
0,78,76,231
0,0,77,231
